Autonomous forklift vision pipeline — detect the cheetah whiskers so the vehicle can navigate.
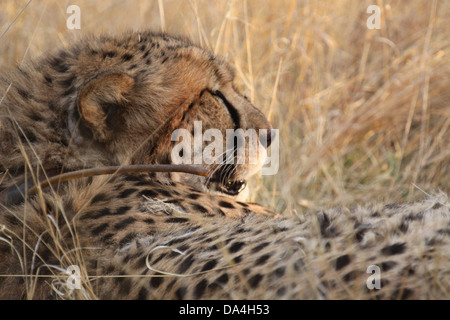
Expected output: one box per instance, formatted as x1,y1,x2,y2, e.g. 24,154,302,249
204,146,238,186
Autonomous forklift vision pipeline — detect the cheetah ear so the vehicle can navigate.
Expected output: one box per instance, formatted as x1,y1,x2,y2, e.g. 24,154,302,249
78,72,135,142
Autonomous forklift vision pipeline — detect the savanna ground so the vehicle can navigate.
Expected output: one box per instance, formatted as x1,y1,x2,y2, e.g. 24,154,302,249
1,0,449,213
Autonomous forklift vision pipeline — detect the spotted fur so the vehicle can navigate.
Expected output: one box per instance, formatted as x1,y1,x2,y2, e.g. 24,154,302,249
0,31,448,299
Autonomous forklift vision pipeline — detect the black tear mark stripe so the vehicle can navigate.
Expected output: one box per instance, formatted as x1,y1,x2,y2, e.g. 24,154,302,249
208,90,240,130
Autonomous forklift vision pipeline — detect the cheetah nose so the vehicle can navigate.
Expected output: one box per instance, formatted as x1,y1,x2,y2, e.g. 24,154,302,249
259,129,274,148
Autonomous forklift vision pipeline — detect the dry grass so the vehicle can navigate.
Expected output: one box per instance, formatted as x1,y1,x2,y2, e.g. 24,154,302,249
0,0,449,300
1,0,448,212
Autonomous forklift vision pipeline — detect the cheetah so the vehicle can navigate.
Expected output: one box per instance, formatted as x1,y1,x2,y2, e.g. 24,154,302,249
0,31,449,300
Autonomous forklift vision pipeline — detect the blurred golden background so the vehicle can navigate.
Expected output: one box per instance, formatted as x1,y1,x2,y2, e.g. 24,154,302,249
1,0,449,213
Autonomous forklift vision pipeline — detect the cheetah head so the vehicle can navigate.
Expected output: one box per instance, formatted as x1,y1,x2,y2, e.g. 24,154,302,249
1,32,274,200
74,34,274,199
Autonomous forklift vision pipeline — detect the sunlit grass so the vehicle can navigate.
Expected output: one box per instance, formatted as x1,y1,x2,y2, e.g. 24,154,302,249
1,0,448,211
